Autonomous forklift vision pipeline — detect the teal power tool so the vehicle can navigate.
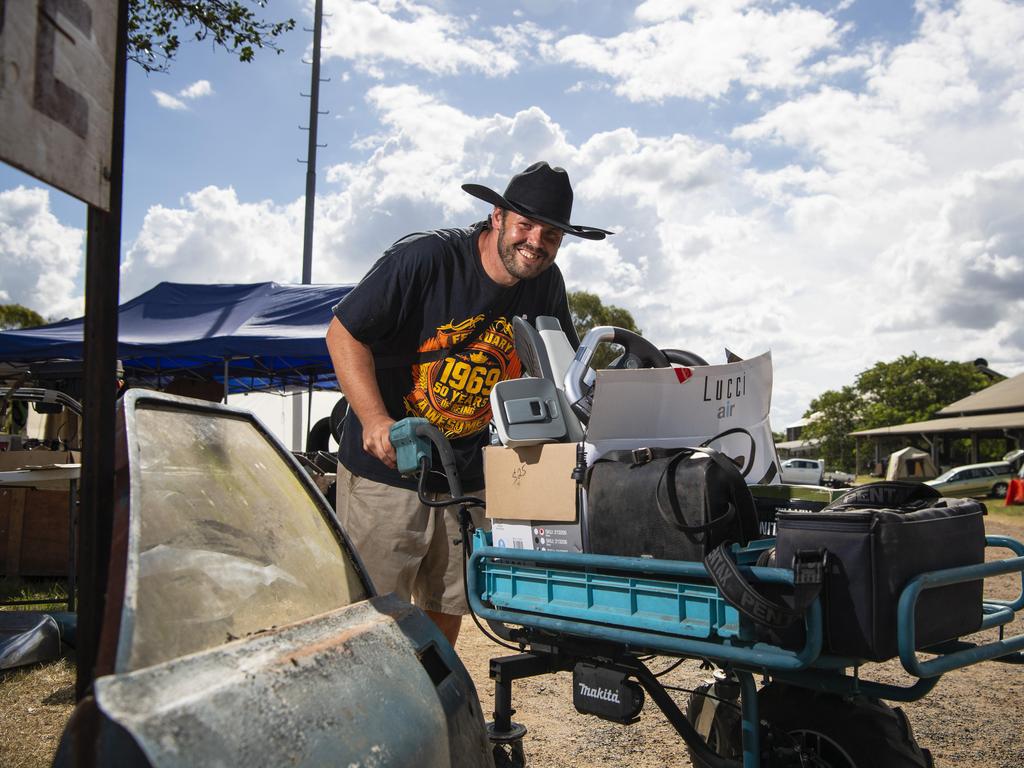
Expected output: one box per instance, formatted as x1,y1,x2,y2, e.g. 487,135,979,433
388,418,486,577
388,417,469,504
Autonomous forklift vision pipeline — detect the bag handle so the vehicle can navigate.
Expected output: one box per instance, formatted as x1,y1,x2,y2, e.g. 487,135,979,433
824,480,940,511
656,446,759,545
655,448,734,535
704,543,825,628
701,427,756,479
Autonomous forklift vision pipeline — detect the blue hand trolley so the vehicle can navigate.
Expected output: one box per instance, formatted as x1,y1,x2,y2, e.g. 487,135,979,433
468,530,1024,768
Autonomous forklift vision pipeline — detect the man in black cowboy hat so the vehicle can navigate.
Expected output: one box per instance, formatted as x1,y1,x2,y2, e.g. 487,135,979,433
326,161,610,645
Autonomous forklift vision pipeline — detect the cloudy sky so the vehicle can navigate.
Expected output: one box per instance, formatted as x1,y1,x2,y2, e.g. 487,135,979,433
1,0,1022,430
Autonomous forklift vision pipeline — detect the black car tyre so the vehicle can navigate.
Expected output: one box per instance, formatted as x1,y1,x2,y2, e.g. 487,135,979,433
992,482,1009,498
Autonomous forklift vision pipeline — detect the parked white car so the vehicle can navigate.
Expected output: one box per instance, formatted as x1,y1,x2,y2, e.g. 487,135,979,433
779,458,825,485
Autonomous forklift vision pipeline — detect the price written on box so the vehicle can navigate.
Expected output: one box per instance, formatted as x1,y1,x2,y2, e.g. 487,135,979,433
511,463,529,487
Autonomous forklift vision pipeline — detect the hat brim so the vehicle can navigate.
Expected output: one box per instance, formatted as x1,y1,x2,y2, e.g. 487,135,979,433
462,183,612,241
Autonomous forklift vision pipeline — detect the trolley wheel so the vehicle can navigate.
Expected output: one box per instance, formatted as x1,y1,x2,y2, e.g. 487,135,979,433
685,680,742,767
757,682,933,768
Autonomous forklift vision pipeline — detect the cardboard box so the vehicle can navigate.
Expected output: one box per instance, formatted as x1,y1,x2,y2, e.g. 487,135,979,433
483,443,578,521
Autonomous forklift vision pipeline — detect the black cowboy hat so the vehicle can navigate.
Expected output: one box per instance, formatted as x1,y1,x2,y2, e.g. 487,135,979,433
462,161,613,240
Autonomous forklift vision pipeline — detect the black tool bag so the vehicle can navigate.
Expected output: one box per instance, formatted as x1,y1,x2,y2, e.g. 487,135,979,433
707,482,987,661
585,446,759,561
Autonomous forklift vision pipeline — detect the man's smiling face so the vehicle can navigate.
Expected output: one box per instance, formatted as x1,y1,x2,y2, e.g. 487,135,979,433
495,208,564,282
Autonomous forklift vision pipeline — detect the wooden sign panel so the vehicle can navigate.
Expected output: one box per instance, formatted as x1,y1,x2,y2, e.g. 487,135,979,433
0,0,117,210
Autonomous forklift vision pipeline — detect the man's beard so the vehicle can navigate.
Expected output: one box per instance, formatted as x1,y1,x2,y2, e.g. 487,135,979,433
497,220,554,281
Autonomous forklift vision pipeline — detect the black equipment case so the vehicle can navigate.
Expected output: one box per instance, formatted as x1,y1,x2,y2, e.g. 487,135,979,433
774,495,987,661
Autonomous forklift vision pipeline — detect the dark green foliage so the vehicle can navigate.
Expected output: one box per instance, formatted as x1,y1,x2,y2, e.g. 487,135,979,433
799,354,997,473
567,290,641,369
0,304,45,330
128,0,295,73
800,386,861,472
855,354,993,429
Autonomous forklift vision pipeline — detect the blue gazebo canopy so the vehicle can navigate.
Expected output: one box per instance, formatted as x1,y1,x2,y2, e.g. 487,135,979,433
0,282,353,393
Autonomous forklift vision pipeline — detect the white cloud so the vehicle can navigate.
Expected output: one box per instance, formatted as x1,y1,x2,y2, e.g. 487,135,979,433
873,159,1024,341
314,84,579,283
320,0,520,76
179,80,213,99
152,90,188,110
0,187,84,319
121,187,304,299
152,80,214,110
554,1,845,102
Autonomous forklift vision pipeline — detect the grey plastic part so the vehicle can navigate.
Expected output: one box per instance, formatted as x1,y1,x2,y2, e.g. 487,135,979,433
490,377,569,445
535,316,562,332
504,397,553,424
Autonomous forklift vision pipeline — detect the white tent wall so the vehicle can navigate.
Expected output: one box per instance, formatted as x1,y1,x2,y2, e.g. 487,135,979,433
229,390,343,452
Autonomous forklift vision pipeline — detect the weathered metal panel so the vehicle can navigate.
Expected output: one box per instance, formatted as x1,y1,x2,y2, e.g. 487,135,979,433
89,595,494,767
106,391,374,675
0,0,116,209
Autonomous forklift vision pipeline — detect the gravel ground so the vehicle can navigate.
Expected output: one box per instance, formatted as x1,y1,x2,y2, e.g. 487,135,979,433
3,514,1023,767
454,514,1024,768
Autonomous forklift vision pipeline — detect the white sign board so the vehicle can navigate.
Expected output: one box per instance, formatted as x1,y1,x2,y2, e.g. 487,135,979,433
0,0,117,209
586,350,781,484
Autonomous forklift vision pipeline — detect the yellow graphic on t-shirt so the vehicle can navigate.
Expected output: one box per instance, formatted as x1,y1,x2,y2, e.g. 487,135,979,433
405,315,521,438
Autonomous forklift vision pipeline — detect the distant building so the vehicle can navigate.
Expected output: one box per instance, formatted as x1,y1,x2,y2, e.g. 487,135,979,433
851,371,1024,472
776,413,821,458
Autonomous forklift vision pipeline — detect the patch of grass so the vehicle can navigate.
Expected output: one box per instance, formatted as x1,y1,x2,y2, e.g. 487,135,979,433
0,579,68,612
990,504,1024,518
0,658,75,768
1,580,76,767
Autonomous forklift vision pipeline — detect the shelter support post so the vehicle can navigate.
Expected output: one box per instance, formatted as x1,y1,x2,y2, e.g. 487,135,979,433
972,433,980,464
78,0,129,713
307,379,314,443
921,433,937,467
223,358,230,403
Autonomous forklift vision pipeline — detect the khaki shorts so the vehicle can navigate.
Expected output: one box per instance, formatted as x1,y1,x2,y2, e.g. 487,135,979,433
335,463,488,615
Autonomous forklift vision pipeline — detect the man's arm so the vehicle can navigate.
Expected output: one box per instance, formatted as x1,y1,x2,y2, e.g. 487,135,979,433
325,316,397,468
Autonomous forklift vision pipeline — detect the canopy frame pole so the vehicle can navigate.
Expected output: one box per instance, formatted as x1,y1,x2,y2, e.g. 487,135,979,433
307,377,314,443
223,358,230,403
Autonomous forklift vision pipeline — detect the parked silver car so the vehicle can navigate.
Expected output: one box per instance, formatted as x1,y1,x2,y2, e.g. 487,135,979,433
926,461,1014,499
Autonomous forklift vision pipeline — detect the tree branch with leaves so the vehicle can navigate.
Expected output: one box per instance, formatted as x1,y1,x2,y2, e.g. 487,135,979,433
128,0,295,73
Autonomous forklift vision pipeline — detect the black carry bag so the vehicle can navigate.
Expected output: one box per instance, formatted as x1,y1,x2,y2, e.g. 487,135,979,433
585,446,759,561
707,482,988,661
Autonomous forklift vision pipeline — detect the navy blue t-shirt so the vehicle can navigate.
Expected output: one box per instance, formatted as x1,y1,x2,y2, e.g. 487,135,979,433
333,221,578,492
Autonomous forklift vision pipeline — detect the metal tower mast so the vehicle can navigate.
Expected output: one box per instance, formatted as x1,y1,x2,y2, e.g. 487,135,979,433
300,0,328,285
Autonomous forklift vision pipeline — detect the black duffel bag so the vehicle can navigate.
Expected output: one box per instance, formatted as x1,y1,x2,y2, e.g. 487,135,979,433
707,481,987,661
585,445,759,561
